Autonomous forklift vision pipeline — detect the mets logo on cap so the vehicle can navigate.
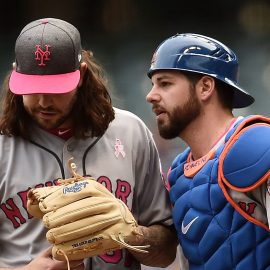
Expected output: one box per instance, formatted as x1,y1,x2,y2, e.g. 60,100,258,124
9,18,82,95
35,44,51,66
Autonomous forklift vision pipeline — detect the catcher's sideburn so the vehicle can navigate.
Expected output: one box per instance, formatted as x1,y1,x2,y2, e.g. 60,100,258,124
0,108,173,269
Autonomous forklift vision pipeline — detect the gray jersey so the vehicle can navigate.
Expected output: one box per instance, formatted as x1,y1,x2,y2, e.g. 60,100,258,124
0,108,173,269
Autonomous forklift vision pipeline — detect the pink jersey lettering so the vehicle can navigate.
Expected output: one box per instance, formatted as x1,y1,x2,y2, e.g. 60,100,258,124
115,179,131,204
238,201,257,216
18,189,31,219
97,176,112,193
0,198,26,228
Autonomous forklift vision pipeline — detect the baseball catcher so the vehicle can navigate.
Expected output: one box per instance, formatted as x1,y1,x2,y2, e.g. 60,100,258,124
27,159,149,262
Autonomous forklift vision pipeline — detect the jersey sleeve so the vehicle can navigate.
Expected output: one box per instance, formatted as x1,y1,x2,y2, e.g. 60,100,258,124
131,123,173,227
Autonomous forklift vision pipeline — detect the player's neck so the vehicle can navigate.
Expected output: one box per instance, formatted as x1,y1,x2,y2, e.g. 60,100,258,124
181,110,235,160
47,127,74,140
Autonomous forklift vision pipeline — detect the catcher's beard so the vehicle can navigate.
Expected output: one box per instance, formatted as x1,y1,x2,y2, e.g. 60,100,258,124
157,87,201,139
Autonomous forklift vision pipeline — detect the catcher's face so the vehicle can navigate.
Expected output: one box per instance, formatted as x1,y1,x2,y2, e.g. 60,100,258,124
22,89,78,130
146,71,201,139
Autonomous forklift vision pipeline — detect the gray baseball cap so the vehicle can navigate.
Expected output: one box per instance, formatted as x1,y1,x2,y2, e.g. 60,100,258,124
9,18,82,95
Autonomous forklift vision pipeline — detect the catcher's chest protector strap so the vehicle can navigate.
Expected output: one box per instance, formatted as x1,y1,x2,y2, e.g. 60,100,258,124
168,115,270,270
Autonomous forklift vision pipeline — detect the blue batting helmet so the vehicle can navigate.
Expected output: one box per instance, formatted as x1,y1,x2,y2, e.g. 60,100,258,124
148,33,254,108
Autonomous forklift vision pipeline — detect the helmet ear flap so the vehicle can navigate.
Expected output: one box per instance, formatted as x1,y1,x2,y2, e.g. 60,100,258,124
148,33,254,108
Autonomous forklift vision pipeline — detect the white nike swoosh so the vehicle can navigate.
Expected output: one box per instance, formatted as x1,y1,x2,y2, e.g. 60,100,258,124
181,216,199,235
58,129,71,135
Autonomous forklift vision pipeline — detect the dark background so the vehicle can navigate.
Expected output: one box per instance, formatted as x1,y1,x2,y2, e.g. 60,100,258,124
1,0,270,172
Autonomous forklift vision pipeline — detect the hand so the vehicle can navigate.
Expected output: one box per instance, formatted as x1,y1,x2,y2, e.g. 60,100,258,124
24,247,85,270
28,176,149,261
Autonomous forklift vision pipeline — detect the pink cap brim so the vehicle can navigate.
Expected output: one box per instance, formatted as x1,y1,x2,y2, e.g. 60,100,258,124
9,70,80,94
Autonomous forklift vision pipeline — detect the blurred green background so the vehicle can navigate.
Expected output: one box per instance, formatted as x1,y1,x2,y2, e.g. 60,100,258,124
1,0,270,173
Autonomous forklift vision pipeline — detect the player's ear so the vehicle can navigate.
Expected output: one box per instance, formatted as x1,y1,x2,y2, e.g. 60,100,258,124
197,75,215,101
78,62,87,87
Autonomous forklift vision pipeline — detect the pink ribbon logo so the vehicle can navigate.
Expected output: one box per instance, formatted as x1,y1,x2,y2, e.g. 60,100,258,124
114,139,126,158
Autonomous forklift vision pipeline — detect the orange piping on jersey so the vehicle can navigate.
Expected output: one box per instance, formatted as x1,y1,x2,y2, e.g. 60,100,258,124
219,123,270,192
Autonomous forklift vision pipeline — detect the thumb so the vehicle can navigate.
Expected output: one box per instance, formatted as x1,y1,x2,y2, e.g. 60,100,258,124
40,246,53,258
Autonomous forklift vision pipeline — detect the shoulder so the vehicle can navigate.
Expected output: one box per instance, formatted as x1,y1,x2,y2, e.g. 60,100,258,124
223,115,270,157
219,115,270,189
0,133,22,146
171,148,190,169
168,148,190,184
111,107,153,137
113,107,148,125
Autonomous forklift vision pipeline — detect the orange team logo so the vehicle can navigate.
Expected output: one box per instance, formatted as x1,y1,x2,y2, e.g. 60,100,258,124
35,44,51,66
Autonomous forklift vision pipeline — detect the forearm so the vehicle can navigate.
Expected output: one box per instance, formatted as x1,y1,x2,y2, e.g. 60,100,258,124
0,268,21,270
0,266,29,270
130,224,178,267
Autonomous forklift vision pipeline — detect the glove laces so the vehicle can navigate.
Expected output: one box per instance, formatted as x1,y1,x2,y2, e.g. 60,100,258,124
58,249,71,270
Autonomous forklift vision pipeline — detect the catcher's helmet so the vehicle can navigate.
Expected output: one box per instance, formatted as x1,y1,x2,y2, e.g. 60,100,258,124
148,33,254,108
